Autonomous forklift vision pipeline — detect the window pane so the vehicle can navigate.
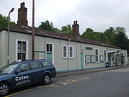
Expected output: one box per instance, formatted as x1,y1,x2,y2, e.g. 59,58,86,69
63,46,66,51
18,53,22,60
50,44,52,51
30,62,41,70
63,46,67,57
18,63,29,72
18,41,21,53
104,50,106,61
43,61,51,66
85,55,90,63
23,42,26,52
22,53,26,61
70,47,73,57
95,50,98,62
47,44,52,52
47,44,49,51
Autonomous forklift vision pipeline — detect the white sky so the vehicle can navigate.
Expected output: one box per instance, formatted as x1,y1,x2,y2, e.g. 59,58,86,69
0,0,129,36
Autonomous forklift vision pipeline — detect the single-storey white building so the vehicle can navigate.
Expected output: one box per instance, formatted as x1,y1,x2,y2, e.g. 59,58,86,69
0,2,128,72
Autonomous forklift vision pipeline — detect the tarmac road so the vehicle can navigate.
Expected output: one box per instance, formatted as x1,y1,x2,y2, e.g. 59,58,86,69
6,67,129,97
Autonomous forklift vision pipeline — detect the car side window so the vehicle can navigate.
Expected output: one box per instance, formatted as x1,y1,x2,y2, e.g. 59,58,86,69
30,62,42,70
17,63,30,72
42,61,51,67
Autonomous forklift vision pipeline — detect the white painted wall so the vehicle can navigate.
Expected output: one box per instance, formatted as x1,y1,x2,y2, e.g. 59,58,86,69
0,31,128,71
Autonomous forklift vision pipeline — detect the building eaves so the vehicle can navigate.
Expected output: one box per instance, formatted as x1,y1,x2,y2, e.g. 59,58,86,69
1,24,120,49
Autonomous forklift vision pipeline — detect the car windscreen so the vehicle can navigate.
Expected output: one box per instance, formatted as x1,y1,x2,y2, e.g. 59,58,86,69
0,64,19,74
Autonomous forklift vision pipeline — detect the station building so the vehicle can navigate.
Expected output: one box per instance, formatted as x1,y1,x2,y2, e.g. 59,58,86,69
0,2,128,71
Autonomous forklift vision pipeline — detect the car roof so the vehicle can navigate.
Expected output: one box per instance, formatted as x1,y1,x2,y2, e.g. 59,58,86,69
11,59,47,64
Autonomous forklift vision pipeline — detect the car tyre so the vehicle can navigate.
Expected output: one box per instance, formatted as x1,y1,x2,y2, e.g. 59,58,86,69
0,82,10,96
43,74,51,84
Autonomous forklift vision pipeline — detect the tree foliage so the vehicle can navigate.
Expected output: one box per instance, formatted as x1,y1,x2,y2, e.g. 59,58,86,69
38,20,54,31
114,27,129,50
0,14,15,29
38,20,73,35
61,25,72,35
82,27,129,53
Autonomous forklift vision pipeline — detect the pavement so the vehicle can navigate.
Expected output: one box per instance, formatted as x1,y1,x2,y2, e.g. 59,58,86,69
56,65,127,77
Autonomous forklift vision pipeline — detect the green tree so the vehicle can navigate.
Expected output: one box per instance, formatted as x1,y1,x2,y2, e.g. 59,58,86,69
82,28,94,39
0,14,15,29
104,27,116,44
114,27,129,50
38,20,54,31
38,20,60,32
61,25,72,35
53,27,61,33
82,26,129,53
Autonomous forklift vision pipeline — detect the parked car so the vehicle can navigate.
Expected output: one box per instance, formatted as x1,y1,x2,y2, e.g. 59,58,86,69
0,59,56,96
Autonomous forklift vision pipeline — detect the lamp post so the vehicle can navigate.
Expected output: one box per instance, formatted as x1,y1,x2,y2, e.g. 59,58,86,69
7,8,14,64
32,0,35,60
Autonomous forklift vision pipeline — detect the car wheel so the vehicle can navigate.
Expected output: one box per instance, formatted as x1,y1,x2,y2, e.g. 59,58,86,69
43,74,51,84
0,82,10,96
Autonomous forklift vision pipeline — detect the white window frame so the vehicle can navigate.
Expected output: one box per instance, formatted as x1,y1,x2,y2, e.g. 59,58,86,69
69,46,74,58
62,45,68,58
16,39,29,61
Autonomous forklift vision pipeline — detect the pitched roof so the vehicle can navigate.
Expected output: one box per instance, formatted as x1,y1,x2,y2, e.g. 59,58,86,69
1,24,120,49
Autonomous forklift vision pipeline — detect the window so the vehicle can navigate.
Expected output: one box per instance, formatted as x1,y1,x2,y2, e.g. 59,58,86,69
91,55,96,63
62,45,74,58
17,40,28,61
30,62,42,70
62,45,68,58
85,55,96,63
85,47,92,50
104,50,107,61
46,44,52,53
85,55,90,63
95,49,99,62
100,55,104,62
17,63,29,72
69,46,74,58
112,54,115,61
42,61,51,67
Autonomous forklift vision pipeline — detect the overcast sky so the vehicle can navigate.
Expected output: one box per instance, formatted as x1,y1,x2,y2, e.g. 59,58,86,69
0,0,129,36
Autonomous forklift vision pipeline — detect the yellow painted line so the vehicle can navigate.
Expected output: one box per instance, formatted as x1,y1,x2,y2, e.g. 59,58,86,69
48,84,59,87
7,88,32,97
62,81,72,85
38,81,63,88
71,80,77,83
80,77,90,80
37,85,50,88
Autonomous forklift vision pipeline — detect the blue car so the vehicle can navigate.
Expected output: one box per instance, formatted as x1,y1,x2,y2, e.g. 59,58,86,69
0,59,56,96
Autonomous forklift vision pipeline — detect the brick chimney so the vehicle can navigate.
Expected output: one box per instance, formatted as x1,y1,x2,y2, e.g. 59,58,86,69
72,20,80,36
17,2,28,26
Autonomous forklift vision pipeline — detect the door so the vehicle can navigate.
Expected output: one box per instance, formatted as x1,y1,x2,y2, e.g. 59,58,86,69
29,61,44,83
80,53,84,69
108,53,111,66
12,62,31,88
46,44,53,63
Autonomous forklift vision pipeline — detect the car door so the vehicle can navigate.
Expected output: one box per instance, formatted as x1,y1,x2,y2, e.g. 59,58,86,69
12,62,31,88
29,61,44,83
